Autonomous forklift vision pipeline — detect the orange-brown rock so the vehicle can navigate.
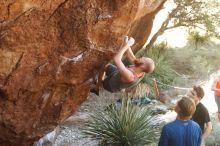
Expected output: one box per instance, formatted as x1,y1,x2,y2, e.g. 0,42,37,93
0,0,165,145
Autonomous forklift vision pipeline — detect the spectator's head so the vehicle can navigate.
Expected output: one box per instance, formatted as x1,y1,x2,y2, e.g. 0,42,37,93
134,57,155,73
190,86,204,103
175,96,196,120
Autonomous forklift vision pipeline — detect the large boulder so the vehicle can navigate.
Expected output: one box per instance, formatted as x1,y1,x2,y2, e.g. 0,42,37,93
0,0,165,145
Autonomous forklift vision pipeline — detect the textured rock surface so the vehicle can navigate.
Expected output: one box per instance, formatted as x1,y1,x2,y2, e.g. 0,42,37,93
0,0,165,145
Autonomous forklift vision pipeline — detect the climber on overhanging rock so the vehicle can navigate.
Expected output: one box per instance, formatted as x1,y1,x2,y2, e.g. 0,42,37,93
90,36,155,95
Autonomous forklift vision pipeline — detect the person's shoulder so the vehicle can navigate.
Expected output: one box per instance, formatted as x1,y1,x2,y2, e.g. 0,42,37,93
190,120,199,126
198,102,209,112
164,120,178,128
197,102,206,110
189,120,201,130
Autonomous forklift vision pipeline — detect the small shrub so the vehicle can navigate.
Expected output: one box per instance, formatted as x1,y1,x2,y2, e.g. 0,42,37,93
187,31,210,49
83,98,159,146
129,83,151,98
167,46,220,80
140,43,177,89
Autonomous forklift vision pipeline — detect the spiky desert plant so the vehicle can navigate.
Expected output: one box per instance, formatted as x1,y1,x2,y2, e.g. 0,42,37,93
141,43,177,89
187,30,210,49
83,98,159,146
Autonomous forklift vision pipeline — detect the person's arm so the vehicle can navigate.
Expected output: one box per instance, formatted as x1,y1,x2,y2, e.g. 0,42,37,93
198,127,202,146
114,43,134,82
212,88,220,91
202,122,212,140
211,79,220,91
125,47,136,64
211,79,217,91
202,110,212,140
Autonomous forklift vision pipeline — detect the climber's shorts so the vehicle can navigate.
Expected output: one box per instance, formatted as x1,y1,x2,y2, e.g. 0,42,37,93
103,77,113,92
105,64,117,77
102,64,117,92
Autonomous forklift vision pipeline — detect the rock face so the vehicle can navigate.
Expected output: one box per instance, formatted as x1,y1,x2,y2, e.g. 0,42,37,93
0,0,165,145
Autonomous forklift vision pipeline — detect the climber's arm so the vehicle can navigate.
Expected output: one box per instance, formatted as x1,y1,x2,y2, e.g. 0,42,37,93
125,47,136,64
114,44,134,82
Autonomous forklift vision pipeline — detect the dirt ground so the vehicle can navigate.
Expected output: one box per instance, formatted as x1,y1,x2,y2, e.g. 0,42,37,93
35,87,220,146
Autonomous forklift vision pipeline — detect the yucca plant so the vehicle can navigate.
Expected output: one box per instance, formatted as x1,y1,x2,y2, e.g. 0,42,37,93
141,43,177,89
187,30,210,49
83,98,159,146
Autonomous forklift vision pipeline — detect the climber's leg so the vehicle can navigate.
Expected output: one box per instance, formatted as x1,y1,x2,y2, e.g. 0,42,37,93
97,64,118,92
102,76,114,92
90,69,100,95
90,64,110,95
96,68,106,89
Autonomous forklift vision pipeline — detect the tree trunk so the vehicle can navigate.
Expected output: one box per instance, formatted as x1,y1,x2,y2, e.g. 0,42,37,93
145,17,170,50
142,7,179,52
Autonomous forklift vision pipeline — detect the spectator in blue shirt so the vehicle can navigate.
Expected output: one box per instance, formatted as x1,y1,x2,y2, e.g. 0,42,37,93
158,97,202,146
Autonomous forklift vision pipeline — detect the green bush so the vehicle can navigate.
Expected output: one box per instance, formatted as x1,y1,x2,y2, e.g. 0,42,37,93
187,31,210,49
166,45,220,80
83,98,159,146
140,43,177,89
